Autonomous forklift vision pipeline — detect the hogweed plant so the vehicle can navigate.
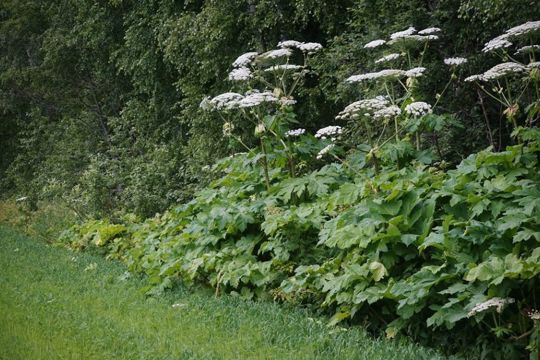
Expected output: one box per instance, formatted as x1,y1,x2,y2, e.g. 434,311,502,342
200,41,326,189
338,26,462,170
465,20,540,134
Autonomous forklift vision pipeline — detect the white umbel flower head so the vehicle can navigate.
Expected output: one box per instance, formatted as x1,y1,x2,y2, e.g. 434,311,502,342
405,67,427,78
207,92,244,110
467,297,515,317
389,34,438,45
505,21,540,38
528,61,540,69
315,126,342,140
285,128,306,137
279,97,297,106
264,64,303,72
515,45,540,55
405,102,433,117
481,62,527,81
336,97,390,120
390,26,417,40
527,309,540,321
232,52,258,67
316,144,335,159
346,69,406,83
464,74,484,82
444,57,468,66
418,27,441,35
375,53,402,64
278,40,303,49
482,35,513,53
238,91,279,108
228,67,252,81
298,42,323,53
373,105,401,120
364,39,386,49
260,48,293,59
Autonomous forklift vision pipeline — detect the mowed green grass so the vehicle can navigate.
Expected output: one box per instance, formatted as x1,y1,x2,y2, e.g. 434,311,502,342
0,226,441,360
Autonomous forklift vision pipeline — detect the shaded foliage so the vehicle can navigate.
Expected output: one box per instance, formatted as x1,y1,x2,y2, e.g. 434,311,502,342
2,0,540,216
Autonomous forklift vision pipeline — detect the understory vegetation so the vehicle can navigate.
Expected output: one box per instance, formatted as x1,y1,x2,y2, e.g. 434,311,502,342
2,1,540,359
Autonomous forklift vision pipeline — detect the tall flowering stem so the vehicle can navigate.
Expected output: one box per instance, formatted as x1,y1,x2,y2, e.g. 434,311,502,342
259,138,271,190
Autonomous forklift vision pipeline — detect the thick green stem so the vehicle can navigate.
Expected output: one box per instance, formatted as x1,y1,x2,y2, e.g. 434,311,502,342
260,139,271,191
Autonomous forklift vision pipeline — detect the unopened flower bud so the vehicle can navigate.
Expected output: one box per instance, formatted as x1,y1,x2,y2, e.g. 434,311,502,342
255,123,266,137
222,122,234,137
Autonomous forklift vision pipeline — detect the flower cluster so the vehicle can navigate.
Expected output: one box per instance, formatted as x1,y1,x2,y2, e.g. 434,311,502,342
505,20,540,38
202,90,282,111
405,102,433,117
299,42,323,53
238,91,279,108
315,126,342,140
373,105,401,120
203,92,243,110
229,52,259,82
390,26,417,40
278,40,303,48
363,26,439,50
346,69,405,83
285,128,306,137
364,39,386,49
467,297,515,317
405,67,426,78
464,74,483,83
316,144,335,159
482,21,540,53
232,52,258,67
444,57,468,67
465,62,528,82
515,45,540,55
482,36,513,53
336,97,390,120
481,62,527,81
264,64,303,72
228,67,252,81
388,27,439,45
279,97,297,106
375,53,401,64
527,309,540,321
261,48,293,59
278,40,323,54
418,27,441,35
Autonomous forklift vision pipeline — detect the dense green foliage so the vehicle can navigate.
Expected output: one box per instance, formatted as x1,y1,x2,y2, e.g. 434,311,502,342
59,129,540,358
1,226,440,359
2,0,540,216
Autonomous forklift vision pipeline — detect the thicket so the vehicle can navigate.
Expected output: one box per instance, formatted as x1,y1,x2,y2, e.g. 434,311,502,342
2,0,540,217
58,18,540,358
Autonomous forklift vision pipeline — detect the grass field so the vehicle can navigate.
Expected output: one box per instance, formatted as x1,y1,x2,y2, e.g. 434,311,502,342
0,225,441,359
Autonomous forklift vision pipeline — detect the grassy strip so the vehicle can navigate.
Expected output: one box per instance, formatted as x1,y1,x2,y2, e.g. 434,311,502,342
0,226,441,359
